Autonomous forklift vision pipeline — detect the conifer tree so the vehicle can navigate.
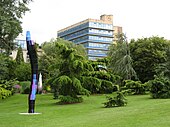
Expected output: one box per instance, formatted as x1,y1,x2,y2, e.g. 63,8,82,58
15,46,24,64
49,41,91,103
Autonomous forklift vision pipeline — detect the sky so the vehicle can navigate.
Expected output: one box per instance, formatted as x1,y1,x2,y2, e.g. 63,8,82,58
21,0,170,44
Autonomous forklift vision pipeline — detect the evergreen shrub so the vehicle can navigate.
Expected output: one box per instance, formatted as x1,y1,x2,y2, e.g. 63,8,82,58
124,80,148,95
20,81,31,94
57,96,83,104
150,77,170,99
103,92,127,108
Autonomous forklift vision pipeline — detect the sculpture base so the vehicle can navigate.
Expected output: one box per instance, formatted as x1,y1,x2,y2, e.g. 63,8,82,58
19,112,41,115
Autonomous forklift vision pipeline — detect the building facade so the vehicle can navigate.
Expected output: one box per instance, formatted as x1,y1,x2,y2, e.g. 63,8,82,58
113,26,123,42
10,39,43,62
57,15,114,60
14,39,27,49
10,39,29,62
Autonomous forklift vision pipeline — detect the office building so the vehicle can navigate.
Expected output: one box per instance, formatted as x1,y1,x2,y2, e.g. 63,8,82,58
57,14,114,60
14,39,27,49
10,39,43,62
113,26,123,42
9,39,28,62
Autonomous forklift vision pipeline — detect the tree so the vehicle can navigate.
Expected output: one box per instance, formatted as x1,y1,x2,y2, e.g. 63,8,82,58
130,36,169,83
124,80,149,95
0,0,32,55
39,38,87,82
0,54,16,80
41,38,87,58
0,54,9,80
155,40,170,79
51,42,90,103
15,46,24,64
81,60,121,94
14,62,31,81
108,34,136,80
103,92,127,108
150,76,170,99
39,39,90,102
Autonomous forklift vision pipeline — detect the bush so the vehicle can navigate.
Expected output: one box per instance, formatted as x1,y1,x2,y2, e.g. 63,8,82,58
22,87,30,94
103,92,127,108
19,81,31,94
13,84,21,93
0,54,17,80
0,79,19,95
81,76,101,94
57,96,83,104
150,77,170,99
14,63,31,81
0,86,12,99
123,80,148,95
0,79,20,99
100,80,115,94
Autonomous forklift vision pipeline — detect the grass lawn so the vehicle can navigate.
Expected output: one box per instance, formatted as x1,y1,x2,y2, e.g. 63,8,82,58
0,94,170,127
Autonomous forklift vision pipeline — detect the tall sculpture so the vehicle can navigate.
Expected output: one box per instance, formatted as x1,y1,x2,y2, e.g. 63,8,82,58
26,31,38,113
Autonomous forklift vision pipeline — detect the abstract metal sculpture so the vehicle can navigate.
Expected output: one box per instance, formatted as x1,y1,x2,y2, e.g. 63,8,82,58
26,31,38,113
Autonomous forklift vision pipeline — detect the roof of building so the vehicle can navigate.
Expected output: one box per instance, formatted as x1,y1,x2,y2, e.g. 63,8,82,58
58,17,113,33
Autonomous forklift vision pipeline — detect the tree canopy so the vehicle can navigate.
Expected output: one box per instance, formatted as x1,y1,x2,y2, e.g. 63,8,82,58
108,34,136,80
0,0,32,54
0,54,16,80
39,38,87,81
130,36,170,83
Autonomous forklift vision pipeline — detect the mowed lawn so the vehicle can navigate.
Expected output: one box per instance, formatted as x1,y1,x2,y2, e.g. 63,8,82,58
0,94,170,127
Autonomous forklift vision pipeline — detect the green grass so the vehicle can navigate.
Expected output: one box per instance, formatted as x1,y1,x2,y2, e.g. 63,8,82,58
0,94,170,127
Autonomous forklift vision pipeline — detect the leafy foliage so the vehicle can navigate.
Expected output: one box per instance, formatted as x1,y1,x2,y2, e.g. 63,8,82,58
0,87,12,99
82,60,120,94
57,96,83,104
123,80,149,95
41,39,90,103
15,46,24,64
155,41,170,79
100,80,115,94
108,34,136,80
82,70,120,94
130,36,170,83
88,60,106,71
103,92,127,108
81,76,101,94
14,62,31,81
13,84,21,93
0,79,19,99
0,54,17,80
0,53,30,82
0,54,9,80
51,43,90,100
19,81,31,94
39,39,87,83
150,77,170,99
0,0,32,54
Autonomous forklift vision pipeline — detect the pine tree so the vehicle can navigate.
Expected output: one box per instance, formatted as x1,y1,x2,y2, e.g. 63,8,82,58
43,41,93,104
15,46,24,64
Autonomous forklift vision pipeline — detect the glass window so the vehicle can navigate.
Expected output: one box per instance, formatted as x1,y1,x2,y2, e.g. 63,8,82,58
89,36,113,42
88,49,107,55
89,43,109,49
89,28,113,36
89,22,113,30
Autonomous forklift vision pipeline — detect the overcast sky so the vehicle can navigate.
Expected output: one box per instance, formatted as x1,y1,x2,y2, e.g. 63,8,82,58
21,0,170,44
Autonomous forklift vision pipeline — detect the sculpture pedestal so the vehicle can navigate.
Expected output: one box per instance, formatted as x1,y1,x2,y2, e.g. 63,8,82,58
19,112,42,115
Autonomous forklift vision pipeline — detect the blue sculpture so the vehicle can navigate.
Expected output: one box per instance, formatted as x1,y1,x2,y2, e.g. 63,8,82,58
26,31,38,113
